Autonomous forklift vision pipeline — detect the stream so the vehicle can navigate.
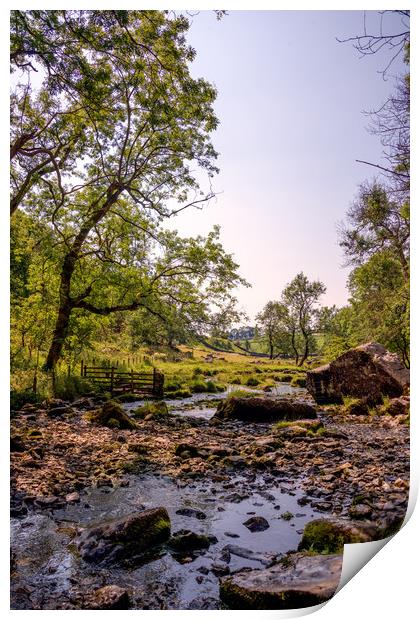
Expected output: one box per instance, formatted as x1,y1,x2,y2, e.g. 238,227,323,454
11,383,324,610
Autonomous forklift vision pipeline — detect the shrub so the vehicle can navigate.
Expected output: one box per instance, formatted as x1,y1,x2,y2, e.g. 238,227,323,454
246,376,260,387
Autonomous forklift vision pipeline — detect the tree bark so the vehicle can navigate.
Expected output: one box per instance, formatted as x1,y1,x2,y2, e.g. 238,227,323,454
44,299,73,370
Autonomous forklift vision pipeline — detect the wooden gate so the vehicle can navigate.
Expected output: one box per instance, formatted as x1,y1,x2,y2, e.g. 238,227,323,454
81,361,164,398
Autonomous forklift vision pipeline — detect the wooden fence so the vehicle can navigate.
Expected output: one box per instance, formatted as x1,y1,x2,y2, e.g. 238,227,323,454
81,361,164,398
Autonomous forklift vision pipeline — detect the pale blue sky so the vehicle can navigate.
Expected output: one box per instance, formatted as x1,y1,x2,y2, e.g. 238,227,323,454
166,10,407,321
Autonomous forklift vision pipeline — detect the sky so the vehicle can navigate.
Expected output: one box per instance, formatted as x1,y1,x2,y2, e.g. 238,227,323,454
164,10,407,322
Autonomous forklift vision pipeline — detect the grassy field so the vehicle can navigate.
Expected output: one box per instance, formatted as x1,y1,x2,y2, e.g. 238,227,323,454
11,342,311,407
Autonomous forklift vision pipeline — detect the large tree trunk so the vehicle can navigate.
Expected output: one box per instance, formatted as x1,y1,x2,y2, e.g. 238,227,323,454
44,300,73,370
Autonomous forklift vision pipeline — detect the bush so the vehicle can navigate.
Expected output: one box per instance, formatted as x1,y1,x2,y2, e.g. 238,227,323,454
10,390,41,411
53,374,96,400
190,380,208,393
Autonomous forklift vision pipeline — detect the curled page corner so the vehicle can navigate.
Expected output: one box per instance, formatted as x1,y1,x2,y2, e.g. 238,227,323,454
337,478,417,595
337,536,392,593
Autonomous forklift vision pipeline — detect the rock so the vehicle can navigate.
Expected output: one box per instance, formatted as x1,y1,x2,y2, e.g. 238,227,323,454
211,562,230,576
175,508,207,520
127,442,148,454
10,435,26,452
382,396,410,416
243,516,270,532
298,518,379,553
224,531,240,538
77,507,170,564
307,342,410,405
343,399,371,416
214,397,317,423
220,553,342,609
65,492,80,503
83,585,131,610
168,529,216,552
87,401,137,430
48,406,73,417
223,544,276,567
348,504,373,519
174,443,200,458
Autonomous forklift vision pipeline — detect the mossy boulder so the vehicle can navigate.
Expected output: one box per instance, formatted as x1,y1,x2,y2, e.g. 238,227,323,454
132,401,168,419
298,518,379,554
77,507,171,564
214,397,317,423
87,401,137,430
220,553,342,609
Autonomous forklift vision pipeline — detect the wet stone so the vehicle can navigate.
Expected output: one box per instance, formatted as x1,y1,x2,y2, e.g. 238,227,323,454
243,516,270,532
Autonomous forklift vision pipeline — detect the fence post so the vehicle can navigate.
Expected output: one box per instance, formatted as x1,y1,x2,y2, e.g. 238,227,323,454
110,367,114,395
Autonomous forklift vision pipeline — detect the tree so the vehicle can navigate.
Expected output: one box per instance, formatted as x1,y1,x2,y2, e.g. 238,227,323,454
281,273,326,366
11,11,248,370
347,250,409,367
256,301,289,359
339,181,409,282
338,11,409,77
316,305,358,360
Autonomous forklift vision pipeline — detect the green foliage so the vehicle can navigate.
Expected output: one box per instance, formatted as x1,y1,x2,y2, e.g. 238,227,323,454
246,376,260,387
53,375,95,401
10,389,41,411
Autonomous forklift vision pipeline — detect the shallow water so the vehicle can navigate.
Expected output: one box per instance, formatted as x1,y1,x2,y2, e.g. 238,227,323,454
124,382,307,421
11,470,326,609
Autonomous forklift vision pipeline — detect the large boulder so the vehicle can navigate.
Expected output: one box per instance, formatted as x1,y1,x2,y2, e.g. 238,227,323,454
213,397,317,423
220,553,342,609
77,507,170,564
307,342,409,405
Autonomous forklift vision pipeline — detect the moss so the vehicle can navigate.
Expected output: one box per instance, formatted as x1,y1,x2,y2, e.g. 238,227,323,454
107,417,120,428
26,428,43,438
120,454,149,473
132,401,168,419
342,398,370,416
280,511,294,521
298,519,371,554
291,375,306,388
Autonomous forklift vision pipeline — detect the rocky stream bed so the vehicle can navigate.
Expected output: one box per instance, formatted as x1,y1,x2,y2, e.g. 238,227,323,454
10,382,409,610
